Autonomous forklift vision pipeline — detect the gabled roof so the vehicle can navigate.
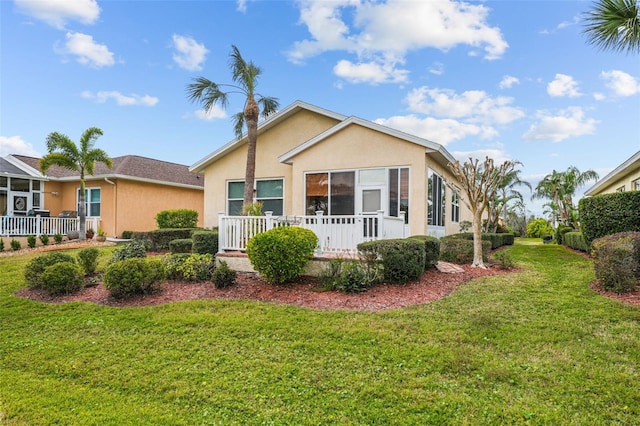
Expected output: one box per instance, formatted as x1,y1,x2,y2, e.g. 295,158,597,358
278,115,455,166
584,150,640,196
1,156,45,179
11,154,203,189
190,100,455,172
189,100,348,173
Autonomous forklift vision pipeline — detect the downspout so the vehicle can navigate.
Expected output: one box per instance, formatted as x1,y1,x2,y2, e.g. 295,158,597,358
104,178,116,237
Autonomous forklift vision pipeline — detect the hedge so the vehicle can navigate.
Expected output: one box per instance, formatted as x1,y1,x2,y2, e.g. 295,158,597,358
408,235,440,269
192,230,218,255
357,239,425,284
564,231,589,252
439,238,491,264
155,209,199,229
591,232,640,293
131,228,197,251
579,191,640,246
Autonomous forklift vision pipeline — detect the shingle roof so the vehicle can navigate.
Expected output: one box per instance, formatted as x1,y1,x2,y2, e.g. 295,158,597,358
12,155,204,188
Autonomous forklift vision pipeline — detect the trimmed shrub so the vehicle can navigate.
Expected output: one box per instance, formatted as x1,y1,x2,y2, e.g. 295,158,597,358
53,233,63,244
121,230,134,239
39,234,49,246
440,238,491,264
155,209,198,229
132,229,196,252
564,231,589,252
10,239,21,251
408,235,440,269
246,226,318,284
591,232,640,293
111,239,147,263
555,224,574,245
40,262,84,296
163,253,214,282
320,258,381,293
357,239,425,284
77,247,100,275
104,257,166,299
192,230,218,255
24,252,77,289
502,233,515,246
580,191,640,246
169,238,193,254
27,235,37,249
212,261,237,289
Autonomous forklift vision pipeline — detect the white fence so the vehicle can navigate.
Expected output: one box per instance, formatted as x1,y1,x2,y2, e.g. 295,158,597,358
218,210,406,255
0,216,99,237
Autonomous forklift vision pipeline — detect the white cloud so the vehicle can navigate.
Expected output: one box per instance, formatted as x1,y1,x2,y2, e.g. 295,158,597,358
15,0,100,29
428,62,444,76
55,32,115,68
451,147,511,165
334,59,409,84
194,106,227,121
287,0,508,84
547,73,581,98
405,86,524,124
600,70,640,97
0,136,41,157
375,115,497,145
171,34,208,71
593,92,606,101
499,75,519,89
81,91,159,106
523,107,597,142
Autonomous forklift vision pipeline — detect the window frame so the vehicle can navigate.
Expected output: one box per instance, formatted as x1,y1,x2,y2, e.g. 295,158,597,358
451,190,460,223
226,178,284,215
77,187,101,217
427,169,445,227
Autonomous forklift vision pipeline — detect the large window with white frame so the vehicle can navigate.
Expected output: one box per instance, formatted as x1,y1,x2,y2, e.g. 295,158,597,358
388,167,409,224
77,188,101,217
634,178,640,191
227,179,284,215
305,171,355,215
427,169,445,227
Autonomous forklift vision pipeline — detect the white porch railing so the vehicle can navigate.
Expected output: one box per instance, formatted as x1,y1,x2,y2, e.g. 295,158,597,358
218,210,406,255
0,216,99,237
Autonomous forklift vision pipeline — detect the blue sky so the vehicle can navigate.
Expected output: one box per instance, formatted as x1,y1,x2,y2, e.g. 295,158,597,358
1,0,639,216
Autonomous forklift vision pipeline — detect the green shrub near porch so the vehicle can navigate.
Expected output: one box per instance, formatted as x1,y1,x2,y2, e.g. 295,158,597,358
357,238,425,284
439,237,491,264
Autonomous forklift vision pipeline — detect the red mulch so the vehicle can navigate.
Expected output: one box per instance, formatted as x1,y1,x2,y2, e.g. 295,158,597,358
15,264,513,311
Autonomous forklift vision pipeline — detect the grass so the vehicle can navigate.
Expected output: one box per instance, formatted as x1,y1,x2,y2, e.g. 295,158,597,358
0,240,639,425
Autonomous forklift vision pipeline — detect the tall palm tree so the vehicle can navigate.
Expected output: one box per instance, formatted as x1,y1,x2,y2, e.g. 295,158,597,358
187,45,279,211
583,0,640,54
39,127,112,240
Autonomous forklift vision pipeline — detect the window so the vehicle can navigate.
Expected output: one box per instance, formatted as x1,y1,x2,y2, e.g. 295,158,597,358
227,179,284,215
428,170,445,227
388,167,409,223
451,191,460,223
616,185,625,192
634,179,640,191
305,171,355,215
0,177,6,188
31,180,42,209
77,188,101,217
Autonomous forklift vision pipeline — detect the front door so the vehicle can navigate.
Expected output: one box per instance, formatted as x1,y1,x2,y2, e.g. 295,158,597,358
12,192,30,215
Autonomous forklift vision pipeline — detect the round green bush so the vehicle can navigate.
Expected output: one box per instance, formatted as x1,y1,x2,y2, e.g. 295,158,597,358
24,252,77,289
246,226,318,284
40,262,84,296
212,261,237,288
111,239,147,263
77,247,100,274
104,257,166,299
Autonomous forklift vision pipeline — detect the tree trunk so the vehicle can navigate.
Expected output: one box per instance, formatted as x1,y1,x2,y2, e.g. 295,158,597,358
243,96,260,211
472,210,486,268
78,176,86,241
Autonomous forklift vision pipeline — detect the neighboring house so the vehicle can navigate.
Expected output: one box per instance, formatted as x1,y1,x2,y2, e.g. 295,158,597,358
1,154,204,237
190,100,472,239
584,150,640,196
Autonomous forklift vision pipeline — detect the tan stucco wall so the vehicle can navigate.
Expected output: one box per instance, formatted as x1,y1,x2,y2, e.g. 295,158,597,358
202,109,341,227
42,178,203,237
589,165,640,195
201,114,473,236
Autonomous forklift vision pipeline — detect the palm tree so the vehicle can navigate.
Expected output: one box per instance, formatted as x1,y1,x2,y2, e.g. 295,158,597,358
485,164,531,233
39,127,112,240
187,45,279,211
533,167,599,228
583,0,640,54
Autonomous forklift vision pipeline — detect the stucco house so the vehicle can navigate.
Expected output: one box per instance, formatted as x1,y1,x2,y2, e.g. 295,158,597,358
1,154,204,237
584,150,640,196
190,101,472,244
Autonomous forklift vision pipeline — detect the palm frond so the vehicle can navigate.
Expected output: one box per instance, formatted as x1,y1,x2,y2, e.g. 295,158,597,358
232,112,246,139
583,0,640,54
258,96,280,118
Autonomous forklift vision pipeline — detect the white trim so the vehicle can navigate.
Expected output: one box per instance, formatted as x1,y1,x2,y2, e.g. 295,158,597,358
4,155,47,179
584,150,640,196
52,174,203,191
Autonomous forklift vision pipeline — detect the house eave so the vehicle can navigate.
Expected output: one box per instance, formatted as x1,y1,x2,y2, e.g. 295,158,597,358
42,174,204,190
584,150,640,196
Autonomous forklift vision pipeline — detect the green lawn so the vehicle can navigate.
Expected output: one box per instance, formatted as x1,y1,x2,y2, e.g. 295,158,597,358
1,240,639,425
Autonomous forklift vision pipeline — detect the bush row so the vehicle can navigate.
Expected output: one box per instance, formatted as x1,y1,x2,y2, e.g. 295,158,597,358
563,231,589,252
579,191,640,246
24,248,101,296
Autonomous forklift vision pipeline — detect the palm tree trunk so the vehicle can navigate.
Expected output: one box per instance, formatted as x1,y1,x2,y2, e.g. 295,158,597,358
78,176,86,241
243,97,260,210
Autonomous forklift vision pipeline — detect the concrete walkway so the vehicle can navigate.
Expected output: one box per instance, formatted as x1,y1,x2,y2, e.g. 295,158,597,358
436,261,465,274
